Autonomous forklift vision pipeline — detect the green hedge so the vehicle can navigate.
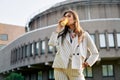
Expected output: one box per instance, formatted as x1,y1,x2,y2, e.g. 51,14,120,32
4,72,24,80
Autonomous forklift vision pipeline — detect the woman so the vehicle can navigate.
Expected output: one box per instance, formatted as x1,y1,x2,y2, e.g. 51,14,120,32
48,10,99,80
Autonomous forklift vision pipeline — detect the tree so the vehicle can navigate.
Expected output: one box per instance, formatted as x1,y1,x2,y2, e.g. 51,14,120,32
4,72,24,80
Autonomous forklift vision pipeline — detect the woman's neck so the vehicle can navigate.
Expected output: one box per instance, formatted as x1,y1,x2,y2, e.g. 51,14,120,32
69,25,74,31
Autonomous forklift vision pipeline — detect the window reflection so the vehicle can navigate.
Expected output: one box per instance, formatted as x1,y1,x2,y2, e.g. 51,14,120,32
48,45,53,53
102,65,114,77
35,42,39,55
117,33,120,47
99,34,106,48
49,70,54,79
83,67,93,77
41,41,45,54
108,34,115,47
38,71,42,80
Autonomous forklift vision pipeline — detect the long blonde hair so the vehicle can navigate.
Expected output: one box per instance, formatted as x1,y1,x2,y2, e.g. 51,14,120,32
58,10,84,44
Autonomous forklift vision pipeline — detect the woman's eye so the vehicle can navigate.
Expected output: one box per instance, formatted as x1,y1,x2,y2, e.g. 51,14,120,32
68,15,71,17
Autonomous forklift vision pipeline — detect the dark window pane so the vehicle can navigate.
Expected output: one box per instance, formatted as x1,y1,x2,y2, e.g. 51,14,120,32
38,71,42,80
83,67,93,77
49,70,54,79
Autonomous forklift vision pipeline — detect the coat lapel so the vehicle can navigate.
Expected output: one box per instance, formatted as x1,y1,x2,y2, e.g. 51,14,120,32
72,35,78,51
66,32,71,45
65,32,79,51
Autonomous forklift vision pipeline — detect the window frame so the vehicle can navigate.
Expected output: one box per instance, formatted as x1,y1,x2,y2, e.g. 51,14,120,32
0,34,8,41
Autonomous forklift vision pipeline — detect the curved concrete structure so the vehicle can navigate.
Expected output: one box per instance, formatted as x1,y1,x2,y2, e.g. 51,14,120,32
0,0,120,80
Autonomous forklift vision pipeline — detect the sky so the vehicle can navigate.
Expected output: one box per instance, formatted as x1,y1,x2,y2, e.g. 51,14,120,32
0,0,65,27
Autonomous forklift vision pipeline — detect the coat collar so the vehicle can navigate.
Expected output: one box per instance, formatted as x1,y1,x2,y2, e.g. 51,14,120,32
66,32,78,51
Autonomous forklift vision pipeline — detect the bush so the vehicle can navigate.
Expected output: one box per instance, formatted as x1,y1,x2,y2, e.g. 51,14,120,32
4,72,24,80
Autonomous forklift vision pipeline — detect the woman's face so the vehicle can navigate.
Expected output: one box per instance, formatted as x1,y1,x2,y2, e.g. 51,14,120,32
64,12,75,26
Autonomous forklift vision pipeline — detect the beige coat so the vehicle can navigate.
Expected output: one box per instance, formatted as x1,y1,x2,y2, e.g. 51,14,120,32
48,31,99,69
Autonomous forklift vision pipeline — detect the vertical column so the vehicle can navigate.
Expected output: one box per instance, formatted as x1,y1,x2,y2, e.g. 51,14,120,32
18,47,20,61
45,37,48,57
11,50,13,65
27,42,30,59
45,37,49,65
38,39,41,57
95,30,100,51
33,41,35,58
42,70,48,80
113,30,118,50
105,30,109,50
23,44,26,61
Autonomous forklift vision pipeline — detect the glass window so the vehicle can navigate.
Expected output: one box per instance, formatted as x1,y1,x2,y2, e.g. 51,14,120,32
30,43,34,56
35,42,39,55
99,34,106,48
108,34,115,47
32,43,34,56
25,45,27,57
102,65,107,76
0,34,8,41
41,40,45,54
117,33,120,47
49,70,54,79
83,67,93,77
31,74,36,80
108,65,113,76
48,45,53,53
38,71,42,80
102,65,114,77
55,46,57,52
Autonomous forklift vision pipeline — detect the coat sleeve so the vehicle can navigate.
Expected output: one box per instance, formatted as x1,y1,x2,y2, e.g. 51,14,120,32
48,32,59,46
85,32,99,67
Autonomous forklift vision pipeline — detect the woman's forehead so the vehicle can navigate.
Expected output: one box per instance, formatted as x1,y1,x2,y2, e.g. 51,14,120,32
65,12,73,16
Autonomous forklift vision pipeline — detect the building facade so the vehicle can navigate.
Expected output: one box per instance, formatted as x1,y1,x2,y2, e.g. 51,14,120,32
0,0,120,80
0,23,25,49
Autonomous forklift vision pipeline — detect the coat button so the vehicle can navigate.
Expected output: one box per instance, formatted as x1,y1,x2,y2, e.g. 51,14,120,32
73,53,75,55
77,53,79,55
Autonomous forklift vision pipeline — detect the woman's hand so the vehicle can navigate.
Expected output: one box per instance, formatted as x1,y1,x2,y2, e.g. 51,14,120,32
56,18,66,33
82,62,89,68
